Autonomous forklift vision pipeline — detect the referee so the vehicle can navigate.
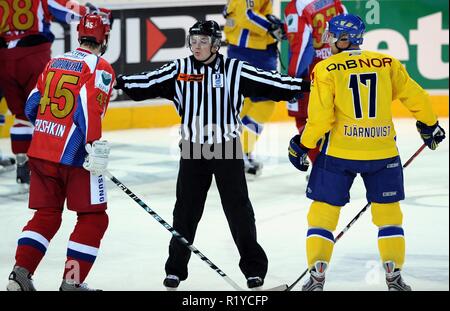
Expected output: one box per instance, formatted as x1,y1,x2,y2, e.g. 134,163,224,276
114,20,309,289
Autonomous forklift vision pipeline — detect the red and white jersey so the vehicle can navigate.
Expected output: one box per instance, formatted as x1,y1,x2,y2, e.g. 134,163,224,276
0,0,109,44
284,0,346,78
25,48,115,166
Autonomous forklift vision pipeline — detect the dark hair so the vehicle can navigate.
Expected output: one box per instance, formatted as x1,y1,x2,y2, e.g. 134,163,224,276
79,38,101,50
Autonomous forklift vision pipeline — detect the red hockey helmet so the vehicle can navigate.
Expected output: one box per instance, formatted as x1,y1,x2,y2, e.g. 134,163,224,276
77,13,110,47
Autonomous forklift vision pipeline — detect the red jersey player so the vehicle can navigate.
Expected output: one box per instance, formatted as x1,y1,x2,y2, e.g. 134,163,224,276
284,0,345,163
6,13,115,291
0,0,111,189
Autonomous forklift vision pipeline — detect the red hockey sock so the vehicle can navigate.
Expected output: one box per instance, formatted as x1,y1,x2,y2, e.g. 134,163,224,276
10,120,33,154
64,211,109,284
15,208,63,274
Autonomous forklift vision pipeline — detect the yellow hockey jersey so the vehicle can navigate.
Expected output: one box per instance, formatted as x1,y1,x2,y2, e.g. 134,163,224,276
301,50,437,160
224,0,276,50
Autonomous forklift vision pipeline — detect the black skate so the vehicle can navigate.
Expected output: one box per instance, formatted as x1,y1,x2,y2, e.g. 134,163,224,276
7,266,36,291
244,154,263,177
247,276,264,289
16,153,30,190
163,274,180,290
0,153,15,174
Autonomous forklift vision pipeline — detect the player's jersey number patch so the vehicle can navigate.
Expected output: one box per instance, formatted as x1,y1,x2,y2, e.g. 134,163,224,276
312,7,338,49
348,72,378,119
39,71,80,119
0,0,35,33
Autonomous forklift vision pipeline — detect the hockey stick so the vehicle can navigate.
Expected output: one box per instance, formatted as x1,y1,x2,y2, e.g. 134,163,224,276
105,170,287,291
285,143,427,291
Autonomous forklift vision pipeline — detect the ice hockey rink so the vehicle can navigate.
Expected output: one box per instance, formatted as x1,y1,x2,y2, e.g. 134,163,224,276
0,119,448,291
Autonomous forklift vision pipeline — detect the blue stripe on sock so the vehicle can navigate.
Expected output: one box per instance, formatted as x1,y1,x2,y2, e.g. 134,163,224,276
378,226,404,238
11,134,33,141
307,228,335,242
242,116,263,135
18,238,47,254
67,249,97,263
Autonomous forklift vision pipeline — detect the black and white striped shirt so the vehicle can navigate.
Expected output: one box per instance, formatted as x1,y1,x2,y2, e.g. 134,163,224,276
117,53,308,144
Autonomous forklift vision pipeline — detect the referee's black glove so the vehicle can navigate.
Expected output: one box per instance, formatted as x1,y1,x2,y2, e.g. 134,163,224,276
114,75,125,90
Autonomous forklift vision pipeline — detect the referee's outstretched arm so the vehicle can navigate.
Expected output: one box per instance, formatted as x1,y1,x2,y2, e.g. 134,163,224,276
115,62,178,101
239,62,310,101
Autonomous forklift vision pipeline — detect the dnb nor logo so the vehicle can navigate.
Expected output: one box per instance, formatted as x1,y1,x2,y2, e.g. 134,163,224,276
95,70,112,93
286,14,298,33
102,71,112,85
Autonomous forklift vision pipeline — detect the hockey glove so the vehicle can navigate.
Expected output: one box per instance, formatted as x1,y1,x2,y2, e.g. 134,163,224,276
83,140,110,175
288,134,310,172
114,75,124,90
416,121,446,150
266,14,287,41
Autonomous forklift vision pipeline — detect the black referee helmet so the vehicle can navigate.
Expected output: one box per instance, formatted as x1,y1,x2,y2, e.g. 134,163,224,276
188,20,222,50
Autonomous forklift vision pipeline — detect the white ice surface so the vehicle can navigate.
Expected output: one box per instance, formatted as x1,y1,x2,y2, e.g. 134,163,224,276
0,119,448,291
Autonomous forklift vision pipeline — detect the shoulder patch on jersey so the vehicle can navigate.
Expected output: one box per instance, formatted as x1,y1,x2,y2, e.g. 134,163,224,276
286,14,298,33
95,70,112,93
101,71,112,85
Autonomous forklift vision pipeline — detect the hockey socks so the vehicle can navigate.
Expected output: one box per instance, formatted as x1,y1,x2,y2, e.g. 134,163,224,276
15,208,63,274
63,211,108,284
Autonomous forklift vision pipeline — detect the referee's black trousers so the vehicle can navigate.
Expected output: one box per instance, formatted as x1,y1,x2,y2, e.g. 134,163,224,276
165,138,268,281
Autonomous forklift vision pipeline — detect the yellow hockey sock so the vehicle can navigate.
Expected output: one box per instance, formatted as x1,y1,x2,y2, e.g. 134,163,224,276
240,99,276,154
306,201,341,269
372,202,405,269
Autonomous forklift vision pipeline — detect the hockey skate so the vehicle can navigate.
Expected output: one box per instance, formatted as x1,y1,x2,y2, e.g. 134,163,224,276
302,261,327,291
244,153,263,177
383,261,412,291
16,153,30,191
163,274,180,290
0,153,15,174
7,266,36,291
59,279,101,291
247,276,264,290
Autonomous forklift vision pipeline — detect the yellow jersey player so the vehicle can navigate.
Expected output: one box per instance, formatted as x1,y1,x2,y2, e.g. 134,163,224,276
224,0,286,176
288,14,446,291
